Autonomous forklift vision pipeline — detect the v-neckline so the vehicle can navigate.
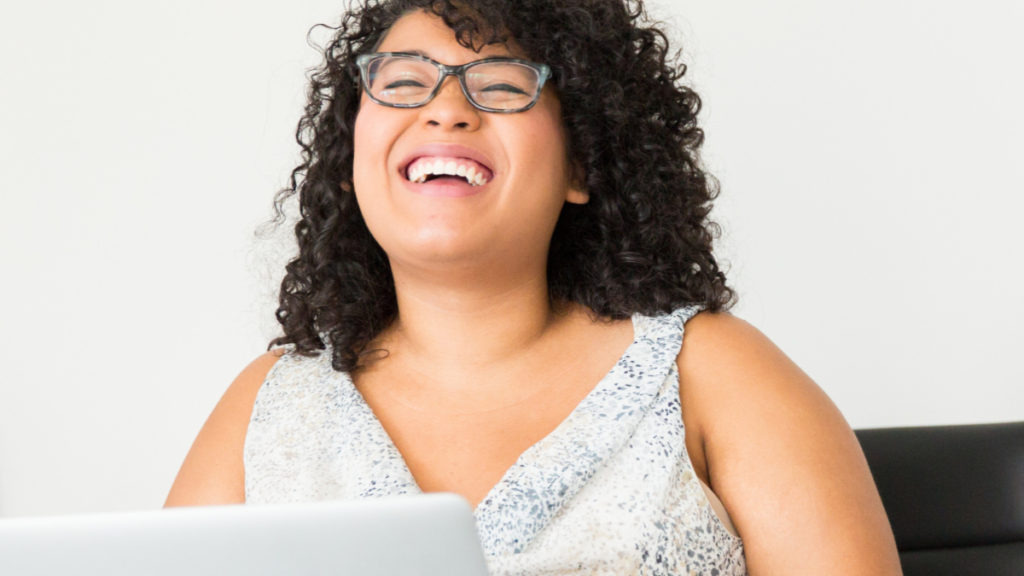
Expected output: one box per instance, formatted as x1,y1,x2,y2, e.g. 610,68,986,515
334,309,684,555
341,314,642,504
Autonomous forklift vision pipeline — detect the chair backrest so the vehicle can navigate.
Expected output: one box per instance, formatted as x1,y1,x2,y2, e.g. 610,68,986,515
855,421,1024,576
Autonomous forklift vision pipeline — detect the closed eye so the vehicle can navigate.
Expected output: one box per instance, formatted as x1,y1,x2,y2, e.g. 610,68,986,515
383,79,429,89
481,83,529,95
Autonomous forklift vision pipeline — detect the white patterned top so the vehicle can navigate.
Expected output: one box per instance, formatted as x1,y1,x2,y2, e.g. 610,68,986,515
245,305,747,575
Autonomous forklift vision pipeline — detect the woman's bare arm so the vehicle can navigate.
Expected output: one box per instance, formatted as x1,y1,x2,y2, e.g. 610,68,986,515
164,350,283,507
678,312,901,575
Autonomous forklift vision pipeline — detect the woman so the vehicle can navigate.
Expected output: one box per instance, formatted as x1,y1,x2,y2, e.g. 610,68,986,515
167,0,901,573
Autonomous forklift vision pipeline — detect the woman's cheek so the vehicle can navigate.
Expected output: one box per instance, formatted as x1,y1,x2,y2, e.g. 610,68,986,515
351,110,394,224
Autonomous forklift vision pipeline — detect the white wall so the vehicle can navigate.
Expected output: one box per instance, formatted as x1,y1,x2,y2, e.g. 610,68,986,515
1,0,1020,518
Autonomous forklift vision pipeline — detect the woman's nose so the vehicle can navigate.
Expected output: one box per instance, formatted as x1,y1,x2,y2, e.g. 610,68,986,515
420,75,481,130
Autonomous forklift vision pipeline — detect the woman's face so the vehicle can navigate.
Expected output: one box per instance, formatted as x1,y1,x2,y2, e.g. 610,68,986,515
352,10,587,275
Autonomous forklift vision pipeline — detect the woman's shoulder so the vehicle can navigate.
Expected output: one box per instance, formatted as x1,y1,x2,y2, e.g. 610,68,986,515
675,310,836,445
223,348,291,408
240,348,290,386
164,348,287,507
676,311,901,572
678,309,774,376
675,310,825,474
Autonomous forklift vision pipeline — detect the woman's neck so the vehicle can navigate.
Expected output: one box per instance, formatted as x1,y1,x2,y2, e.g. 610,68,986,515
371,265,572,390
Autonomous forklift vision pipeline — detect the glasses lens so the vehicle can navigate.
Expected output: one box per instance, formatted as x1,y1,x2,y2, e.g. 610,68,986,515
365,55,439,106
464,62,541,111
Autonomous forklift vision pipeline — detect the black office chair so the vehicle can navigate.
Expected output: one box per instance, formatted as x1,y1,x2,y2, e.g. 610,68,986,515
855,421,1024,576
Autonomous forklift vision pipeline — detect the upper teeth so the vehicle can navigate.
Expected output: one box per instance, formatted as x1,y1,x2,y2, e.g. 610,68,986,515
406,156,492,186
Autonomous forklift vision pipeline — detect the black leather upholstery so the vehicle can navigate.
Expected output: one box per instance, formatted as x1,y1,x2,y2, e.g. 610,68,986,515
855,421,1024,576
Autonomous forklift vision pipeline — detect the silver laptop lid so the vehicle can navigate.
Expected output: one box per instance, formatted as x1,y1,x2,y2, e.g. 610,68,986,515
0,493,490,576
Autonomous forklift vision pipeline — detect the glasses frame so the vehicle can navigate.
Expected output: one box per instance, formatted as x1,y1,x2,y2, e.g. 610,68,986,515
355,52,552,113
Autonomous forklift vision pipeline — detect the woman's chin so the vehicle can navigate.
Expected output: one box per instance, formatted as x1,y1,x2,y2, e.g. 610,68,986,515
382,235,529,277
384,236,488,267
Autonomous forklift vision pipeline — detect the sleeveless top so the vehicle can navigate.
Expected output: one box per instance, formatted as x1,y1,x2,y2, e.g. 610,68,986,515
245,305,747,575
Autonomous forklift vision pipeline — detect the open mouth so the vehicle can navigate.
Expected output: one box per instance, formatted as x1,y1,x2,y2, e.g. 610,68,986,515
403,156,494,187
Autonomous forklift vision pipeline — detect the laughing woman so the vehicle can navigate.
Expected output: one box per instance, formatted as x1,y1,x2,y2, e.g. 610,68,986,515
166,1,901,573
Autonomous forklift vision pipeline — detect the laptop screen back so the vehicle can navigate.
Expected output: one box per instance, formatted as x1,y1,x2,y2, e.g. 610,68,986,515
0,493,490,576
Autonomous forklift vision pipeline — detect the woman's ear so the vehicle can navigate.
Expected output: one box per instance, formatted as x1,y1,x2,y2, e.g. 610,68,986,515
565,160,589,204
566,185,589,205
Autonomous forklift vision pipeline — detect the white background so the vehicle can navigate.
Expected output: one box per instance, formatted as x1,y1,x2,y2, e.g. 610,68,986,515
1,0,1021,518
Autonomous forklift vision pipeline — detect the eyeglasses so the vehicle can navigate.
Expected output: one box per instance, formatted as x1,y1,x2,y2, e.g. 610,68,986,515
355,52,551,113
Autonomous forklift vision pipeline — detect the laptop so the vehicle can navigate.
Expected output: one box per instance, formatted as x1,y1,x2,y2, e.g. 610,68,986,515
0,493,490,575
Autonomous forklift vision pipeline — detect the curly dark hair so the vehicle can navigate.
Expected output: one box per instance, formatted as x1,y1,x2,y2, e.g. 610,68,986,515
267,0,735,372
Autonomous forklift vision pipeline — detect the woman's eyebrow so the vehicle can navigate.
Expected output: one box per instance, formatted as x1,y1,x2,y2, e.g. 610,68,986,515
391,48,517,61
391,48,432,57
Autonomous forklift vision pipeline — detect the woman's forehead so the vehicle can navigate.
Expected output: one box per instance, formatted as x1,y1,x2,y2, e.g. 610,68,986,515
376,10,523,60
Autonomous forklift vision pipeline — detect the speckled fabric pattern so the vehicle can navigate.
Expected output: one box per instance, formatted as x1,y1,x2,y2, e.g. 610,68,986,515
245,306,747,575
